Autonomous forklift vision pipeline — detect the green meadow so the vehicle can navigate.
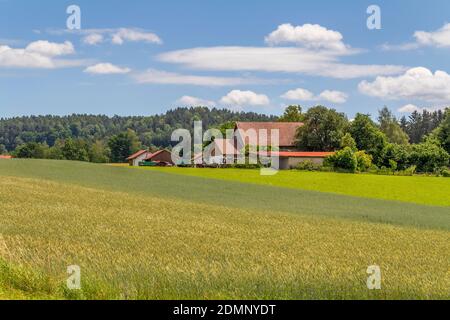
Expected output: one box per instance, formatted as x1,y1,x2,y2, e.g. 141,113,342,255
135,166,450,207
0,159,449,300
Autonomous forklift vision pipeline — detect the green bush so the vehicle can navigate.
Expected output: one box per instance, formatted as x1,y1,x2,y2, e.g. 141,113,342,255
396,165,417,176
441,168,450,177
388,159,398,171
378,166,394,175
379,143,411,170
409,142,449,173
325,147,358,172
355,151,372,172
14,142,48,159
296,160,322,171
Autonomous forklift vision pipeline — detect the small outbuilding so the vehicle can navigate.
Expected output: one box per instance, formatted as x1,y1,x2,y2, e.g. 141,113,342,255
274,151,335,170
142,149,174,166
126,150,151,166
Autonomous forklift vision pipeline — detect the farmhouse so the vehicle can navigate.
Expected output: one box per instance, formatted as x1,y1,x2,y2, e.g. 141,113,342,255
194,122,334,168
126,150,151,166
127,149,174,166
142,149,173,166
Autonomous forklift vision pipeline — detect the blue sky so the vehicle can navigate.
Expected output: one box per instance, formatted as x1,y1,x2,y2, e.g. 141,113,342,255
1,0,450,118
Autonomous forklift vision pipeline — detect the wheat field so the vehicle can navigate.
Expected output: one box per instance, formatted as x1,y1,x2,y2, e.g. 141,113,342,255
0,160,449,299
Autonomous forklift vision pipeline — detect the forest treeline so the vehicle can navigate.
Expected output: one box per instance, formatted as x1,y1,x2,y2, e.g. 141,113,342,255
0,107,276,153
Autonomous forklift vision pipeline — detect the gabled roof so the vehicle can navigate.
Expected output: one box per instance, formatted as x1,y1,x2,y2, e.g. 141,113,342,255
126,150,149,160
144,149,171,161
235,122,303,147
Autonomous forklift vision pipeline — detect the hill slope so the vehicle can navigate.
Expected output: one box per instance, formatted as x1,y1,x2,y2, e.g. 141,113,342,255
138,167,450,207
0,159,449,300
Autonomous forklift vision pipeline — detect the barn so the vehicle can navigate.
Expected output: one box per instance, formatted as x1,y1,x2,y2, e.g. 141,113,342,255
142,150,173,166
126,150,151,166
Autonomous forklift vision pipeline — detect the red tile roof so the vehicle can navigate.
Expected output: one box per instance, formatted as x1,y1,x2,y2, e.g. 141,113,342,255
258,151,335,158
144,149,169,161
235,122,303,147
0,155,12,159
126,150,148,160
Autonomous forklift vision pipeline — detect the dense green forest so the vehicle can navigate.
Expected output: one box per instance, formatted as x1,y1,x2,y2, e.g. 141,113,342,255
0,107,276,152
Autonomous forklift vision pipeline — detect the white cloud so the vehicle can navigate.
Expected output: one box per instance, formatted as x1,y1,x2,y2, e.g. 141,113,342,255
111,28,162,45
398,104,421,113
83,33,104,45
397,104,446,113
318,90,348,104
383,23,450,51
359,67,450,103
158,46,406,79
265,23,351,53
84,63,131,75
176,95,215,107
220,90,270,106
281,88,348,104
414,23,450,48
25,40,74,56
56,28,162,46
281,88,315,101
0,40,82,69
133,69,269,86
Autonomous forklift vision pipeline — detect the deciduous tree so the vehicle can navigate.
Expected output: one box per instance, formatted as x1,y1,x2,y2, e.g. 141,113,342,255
296,106,348,152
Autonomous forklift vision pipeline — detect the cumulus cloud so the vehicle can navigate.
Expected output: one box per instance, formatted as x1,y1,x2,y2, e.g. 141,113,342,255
281,88,348,104
359,67,450,103
318,90,348,104
0,40,83,69
176,95,215,107
220,90,270,106
133,69,270,86
383,23,450,51
265,23,352,53
158,46,405,79
281,88,315,101
25,40,74,56
414,23,450,48
82,33,104,45
84,63,131,75
111,28,162,45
